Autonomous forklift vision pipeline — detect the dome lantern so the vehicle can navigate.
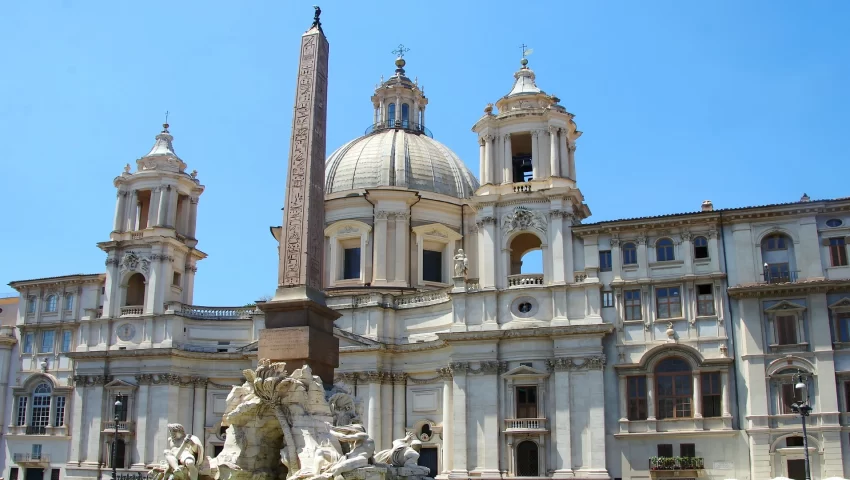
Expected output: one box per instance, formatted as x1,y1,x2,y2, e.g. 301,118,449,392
368,44,430,136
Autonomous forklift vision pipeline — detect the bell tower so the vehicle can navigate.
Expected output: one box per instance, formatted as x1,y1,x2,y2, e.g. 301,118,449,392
98,123,206,325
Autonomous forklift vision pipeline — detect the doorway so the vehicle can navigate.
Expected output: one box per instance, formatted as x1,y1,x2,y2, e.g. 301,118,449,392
786,459,806,480
418,447,438,477
24,469,44,480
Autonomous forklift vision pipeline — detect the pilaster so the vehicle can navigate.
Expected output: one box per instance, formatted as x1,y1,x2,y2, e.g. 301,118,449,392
449,362,469,478
548,127,559,177
503,133,512,184
373,211,389,284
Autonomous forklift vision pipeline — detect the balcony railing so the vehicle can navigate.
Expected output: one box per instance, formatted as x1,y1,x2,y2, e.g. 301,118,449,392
508,274,544,287
26,426,46,435
364,121,433,138
169,303,258,320
513,183,533,193
120,305,144,316
102,420,134,432
14,453,50,464
649,456,705,471
504,418,548,431
762,268,800,284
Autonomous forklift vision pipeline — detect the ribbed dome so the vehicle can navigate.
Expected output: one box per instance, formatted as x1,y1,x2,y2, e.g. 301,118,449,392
325,129,479,198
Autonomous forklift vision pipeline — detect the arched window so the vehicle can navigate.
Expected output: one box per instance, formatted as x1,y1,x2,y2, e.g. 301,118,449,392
693,236,709,259
31,383,52,433
656,238,675,262
64,294,74,311
387,103,396,126
622,242,637,265
761,233,795,283
401,103,410,128
26,296,36,314
45,295,58,313
764,234,788,251
656,357,692,419
516,440,539,476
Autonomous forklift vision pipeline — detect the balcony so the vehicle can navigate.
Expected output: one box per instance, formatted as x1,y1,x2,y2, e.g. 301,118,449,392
102,420,135,432
504,418,549,432
508,274,544,288
14,453,50,465
649,457,704,478
167,303,258,320
26,426,46,435
763,269,800,284
364,120,433,138
120,305,144,317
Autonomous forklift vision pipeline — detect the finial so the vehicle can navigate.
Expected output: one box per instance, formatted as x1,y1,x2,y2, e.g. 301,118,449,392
519,44,533,68
311,5,322,31
392,44,410,59
124,163,131,173
800,193,810,202
163,111,170,132
191,169,198,178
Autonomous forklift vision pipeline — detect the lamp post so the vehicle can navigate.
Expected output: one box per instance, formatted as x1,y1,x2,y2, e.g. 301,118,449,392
790,373,812,480
111,399,122,480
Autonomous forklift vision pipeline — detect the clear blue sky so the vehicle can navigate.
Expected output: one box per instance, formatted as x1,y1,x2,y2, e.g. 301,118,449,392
1,1,848,304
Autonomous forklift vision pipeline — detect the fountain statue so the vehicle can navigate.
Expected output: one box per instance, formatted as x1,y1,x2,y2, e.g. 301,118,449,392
150,360,433,480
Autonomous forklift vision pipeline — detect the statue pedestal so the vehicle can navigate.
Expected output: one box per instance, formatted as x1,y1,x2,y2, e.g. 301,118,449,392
451,276,466,293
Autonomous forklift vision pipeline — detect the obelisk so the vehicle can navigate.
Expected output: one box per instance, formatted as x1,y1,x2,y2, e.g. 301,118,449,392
258,6,340,385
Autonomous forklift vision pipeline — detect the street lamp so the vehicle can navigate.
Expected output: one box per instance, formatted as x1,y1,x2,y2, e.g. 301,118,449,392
790,373,812,480
111,399,122,480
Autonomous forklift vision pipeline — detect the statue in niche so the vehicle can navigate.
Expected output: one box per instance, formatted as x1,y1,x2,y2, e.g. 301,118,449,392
453,249,468,278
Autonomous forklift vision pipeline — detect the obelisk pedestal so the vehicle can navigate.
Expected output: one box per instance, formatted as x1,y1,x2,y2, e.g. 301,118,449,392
258,8,340,385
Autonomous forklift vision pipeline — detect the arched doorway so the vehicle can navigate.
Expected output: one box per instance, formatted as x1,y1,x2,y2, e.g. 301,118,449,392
125,273,146,307
509,233,542,275
516,440,539,476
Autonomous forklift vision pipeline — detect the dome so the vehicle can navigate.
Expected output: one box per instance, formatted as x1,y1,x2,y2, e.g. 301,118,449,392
325,128,479,198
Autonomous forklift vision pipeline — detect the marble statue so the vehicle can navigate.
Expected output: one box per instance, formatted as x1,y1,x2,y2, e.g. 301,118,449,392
151,423,205,480
321,423,375,478
374,432,424,470
453,249,468,277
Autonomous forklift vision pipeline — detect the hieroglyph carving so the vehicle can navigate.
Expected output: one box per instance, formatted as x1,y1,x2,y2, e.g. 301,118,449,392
280,29,329,291
502,206,547,234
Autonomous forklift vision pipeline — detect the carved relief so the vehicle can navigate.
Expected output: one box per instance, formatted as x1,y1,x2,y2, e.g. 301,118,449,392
120,251,150,274
502,206,547,234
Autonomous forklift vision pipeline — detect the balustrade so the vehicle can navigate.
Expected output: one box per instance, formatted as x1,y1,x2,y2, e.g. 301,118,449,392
574,272,587,283
504,418,548,431
120,305,144,316
513,183,532,193
13,452,50,463
102,420,135,432
465,278,480,292
169,303,258,320
507,274,544,287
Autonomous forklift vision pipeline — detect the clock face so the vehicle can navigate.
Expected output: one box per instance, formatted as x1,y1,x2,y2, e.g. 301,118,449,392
117,323,136,341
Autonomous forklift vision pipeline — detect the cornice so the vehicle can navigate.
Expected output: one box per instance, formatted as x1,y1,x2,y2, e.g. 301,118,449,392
728,279,850,298
66,347,251,361
437,324,614,342
9,274,106,291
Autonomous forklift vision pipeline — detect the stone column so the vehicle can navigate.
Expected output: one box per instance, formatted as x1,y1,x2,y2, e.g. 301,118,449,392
552,365,572,477
395,95,401,123
568,144,576,180
618,376,628,421
636,234,648,278
646,373,656,421
692,371,702,418
484,135,495,184
550,211,566,284
124,189,138,231
373,103,379,125
611,237,622,280
420,106,425,127
708,228,720,272
558,129,569,178
503,133,512,184
187,197,199,239
530,130,540,179
147,187,161,229
564,215,574,282
681,231,693,275
177,195,190,235
721,371,731,417
193,379,206,438
394,213,408,285
367,373,383,449
373,212,389,284
480,218,497,289
478,137,486,184
69,380,86,463
392,374,406,441
481,365,500,475
549,127,560,177
378,99,384,124
133,379,149,467
441,371,453,473
450,363,468,478
113,191,127,232
157,186,170,227
588,368,607,474
167,187,179,228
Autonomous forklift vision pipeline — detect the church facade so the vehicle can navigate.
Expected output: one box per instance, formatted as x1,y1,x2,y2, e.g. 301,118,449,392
4,47,850,480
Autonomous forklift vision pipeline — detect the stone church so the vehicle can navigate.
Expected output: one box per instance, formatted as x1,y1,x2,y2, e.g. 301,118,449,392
3,18,850,480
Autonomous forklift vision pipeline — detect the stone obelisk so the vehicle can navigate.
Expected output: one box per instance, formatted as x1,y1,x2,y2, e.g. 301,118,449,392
258,6,340,385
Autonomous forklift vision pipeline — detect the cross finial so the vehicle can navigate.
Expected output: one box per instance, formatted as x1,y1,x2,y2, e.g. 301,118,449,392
163,110,170,132
165,110,169,123
392,44,410,59
519,44,532,58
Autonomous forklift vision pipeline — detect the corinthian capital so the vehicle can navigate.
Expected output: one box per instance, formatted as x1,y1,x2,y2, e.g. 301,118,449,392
548,126,560,135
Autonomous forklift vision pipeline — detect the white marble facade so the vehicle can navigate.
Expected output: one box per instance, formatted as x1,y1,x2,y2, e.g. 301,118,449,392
4,55,850,480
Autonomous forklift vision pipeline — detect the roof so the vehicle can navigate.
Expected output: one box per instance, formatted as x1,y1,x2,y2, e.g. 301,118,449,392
325,127,479,199
507,64,542,97
9,273,106,290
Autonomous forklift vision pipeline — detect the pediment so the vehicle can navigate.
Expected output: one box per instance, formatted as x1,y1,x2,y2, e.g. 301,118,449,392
828,297,850,311
502,365,548,378
104,379,137,390
765,300,806,313
334,328,381,347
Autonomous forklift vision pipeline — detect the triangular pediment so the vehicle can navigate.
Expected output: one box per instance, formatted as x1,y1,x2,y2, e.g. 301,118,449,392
502,364,548,378
828,297,850,310
765,300,806,313
104,379,137,390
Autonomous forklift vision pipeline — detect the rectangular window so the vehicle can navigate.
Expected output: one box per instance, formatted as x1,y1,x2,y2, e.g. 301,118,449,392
51,469,61,480
701,372,722,417
9,467,18,480
27,297,36,314
41,330,55,353
781,383,799,414
213,445,224,457
423,250,443,283
602,291,614,308
23,332,34,354
31,393,50,430
61,331,72,353
343,247,361,280
845,382,850,412
172,271,182,286
786,436,804,447
765,235,787,250
776,315,798,345
657,444,673,458
656,287,682,319
837,312,850,343
693,236,709,259
54,396,66,427
680,443,696,458
696,284,715,316
627,376,647,420
599,250,612,272
624,290,642,320
622,243,637,265
64,294,74,311
829,237,848,267
115,394,129,421
32,444,42,459
515,386,538,418
16,396,27,426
